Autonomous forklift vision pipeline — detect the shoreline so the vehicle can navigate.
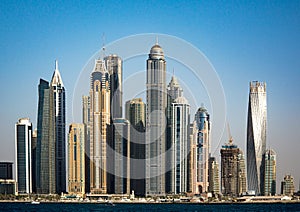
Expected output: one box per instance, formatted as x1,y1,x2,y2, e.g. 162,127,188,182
0,200,299,204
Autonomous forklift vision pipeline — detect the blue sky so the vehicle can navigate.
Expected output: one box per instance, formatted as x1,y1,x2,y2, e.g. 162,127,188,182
1,0,300,192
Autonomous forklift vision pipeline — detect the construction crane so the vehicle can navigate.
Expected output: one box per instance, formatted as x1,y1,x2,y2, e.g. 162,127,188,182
227,122,233,145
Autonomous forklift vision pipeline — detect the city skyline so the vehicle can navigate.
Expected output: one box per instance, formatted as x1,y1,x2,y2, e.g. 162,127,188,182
1,1,299,193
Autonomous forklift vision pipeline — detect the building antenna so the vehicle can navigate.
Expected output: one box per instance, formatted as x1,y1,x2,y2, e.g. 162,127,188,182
101,32,106,59
156,36,159,45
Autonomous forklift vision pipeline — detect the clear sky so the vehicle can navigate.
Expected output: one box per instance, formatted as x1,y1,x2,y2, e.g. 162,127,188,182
1,0,299,192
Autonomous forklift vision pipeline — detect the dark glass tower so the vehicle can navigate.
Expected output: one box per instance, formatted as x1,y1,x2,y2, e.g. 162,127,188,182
15,118,32,194
125,98,146,196
105,55,122,119
36,78,56,194
51,60,66,194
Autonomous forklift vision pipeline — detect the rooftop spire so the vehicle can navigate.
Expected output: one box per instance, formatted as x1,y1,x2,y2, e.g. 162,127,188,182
51,59,64,87
55,59,58,71
156,36,159,45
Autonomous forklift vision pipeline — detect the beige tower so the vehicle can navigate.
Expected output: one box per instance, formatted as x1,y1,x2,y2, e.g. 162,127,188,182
89,59,111,194
68,123,85,196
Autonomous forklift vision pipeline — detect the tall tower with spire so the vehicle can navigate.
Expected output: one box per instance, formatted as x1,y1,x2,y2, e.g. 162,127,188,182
146,42,167,196
89,58,111,194
51,60,66,194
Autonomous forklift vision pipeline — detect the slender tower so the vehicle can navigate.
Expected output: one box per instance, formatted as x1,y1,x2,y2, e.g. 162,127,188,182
15,118,32,194
194,106,210,194
36,78,56,194
68,123,85,197
263,149,276,196
166,75,184,193
125,98,146,196
89,59,110,194
246,81,267,195
146,42,167,196
170,96,190,194
104,55,122,119
51,60,66,194
82,96,91,193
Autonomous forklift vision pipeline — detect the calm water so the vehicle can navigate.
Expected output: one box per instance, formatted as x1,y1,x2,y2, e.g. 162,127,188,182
0,202,300,212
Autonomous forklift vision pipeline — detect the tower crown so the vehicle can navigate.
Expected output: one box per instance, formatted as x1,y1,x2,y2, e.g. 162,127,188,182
149,44,164,60
51,60,64,87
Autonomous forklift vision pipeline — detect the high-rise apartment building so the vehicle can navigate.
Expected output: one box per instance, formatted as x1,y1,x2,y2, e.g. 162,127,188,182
170,96,190,194
238,151,247,195
51,60,66,194
281,174,295,196
15,118,32,194
31,129,37,193
166,75,184,193
220,138,246,197
89,59,111,194
208,157,220,195
194,106,210,194
36,78,56,194
263,149,276,196
68,123,85,196
145,43,167,196
125,98,146,196
104,55,122,119
189,121,198,194
246,81,267,195
111,118,130,195
82,96,90,193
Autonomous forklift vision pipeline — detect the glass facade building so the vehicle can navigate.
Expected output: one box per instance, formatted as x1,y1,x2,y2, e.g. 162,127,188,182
15,118,32,194
246,81,267,195
36,78,56,194
263,149,276,196
170,96,190,194
194,106,210,194
0,162,13,180
146,43,167,196
111,118,130,195
125,98,146,196
51,60,66,194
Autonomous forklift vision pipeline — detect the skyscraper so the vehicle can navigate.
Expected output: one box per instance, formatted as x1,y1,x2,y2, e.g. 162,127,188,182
281,174,295,196
31,129,37,193
238,151,247,195
166,75,184,193
68,123,85,197
89,59,111,194
189,121,198,194
194,106,210,194
36,78,56,194
208,157,220,195
263,149,276,196
15,118,32,194
104,55,122,119
82,96,90,193
220,138,246,197
51,60,66,194
111,118,130,195
170,96,190,194
146,43,167,196
125,98,146,196
246,81,267,195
